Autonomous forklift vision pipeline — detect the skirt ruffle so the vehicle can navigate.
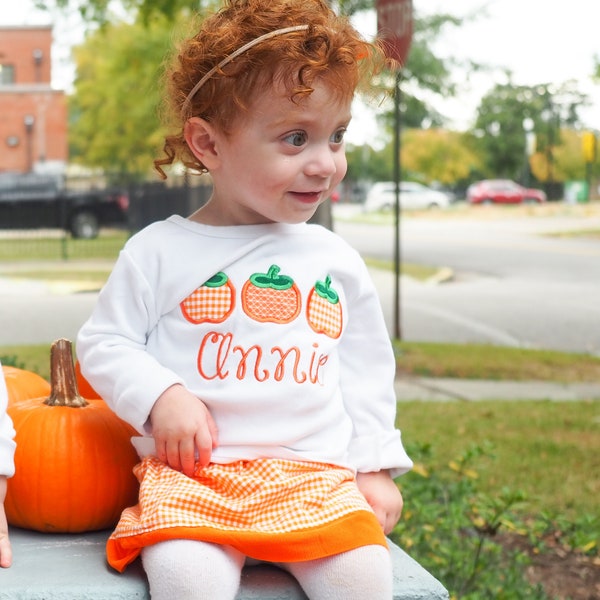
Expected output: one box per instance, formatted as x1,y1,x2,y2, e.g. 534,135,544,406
107,457,386,571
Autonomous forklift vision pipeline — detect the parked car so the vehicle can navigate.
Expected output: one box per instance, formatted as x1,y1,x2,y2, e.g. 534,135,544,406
466,179,546,205
0,172,129,238
363,181,452,212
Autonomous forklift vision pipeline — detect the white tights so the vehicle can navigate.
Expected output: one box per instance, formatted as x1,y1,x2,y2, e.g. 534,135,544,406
141,539,393,600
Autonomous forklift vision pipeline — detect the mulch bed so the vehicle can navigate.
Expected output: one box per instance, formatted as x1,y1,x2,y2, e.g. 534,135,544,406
498,532,600,600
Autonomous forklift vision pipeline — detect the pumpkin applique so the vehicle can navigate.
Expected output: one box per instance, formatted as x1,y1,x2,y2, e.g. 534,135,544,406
306,275,343,338
5,339,140,533
242,264,301,324
181,272,235,324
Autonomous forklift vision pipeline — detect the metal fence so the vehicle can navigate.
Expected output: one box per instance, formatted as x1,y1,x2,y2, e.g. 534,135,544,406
0,182,211,262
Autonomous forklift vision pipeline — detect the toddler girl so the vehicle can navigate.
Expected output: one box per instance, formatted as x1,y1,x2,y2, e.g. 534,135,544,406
77,1,412,598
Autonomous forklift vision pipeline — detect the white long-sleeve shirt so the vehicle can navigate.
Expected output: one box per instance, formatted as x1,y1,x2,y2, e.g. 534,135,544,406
0,364,16,477
77,216,412,476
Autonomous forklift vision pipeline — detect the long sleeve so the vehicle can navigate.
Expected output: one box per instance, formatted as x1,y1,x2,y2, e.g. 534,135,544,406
0,364,16,477
77,250,185,434
336,259,412,477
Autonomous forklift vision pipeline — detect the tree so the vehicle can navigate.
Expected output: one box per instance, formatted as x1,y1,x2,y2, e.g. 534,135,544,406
37,0,376,23
374,11,471,131
69,16,176,177
472,81,589,182
530,129,599,183
401,129,481,185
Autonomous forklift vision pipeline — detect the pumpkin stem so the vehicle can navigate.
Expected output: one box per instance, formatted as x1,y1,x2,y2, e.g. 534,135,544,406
45,339,88,408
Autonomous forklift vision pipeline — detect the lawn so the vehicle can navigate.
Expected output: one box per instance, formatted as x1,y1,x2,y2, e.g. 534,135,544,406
398,399,600,518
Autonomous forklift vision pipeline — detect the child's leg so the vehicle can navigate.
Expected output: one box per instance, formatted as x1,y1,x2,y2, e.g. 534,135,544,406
141,539,245,600
283,544,393,600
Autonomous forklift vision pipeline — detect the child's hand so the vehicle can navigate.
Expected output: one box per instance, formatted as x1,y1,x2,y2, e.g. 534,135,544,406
0,477,12,568
356,471,404,535
149,384,218,477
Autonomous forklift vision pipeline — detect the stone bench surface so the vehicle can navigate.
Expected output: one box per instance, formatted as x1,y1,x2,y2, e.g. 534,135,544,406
1,528,448,600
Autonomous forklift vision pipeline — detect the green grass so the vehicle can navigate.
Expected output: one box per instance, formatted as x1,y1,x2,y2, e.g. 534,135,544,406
0,231,128,261
397,400,600,518
0,344,54,379
363,257,440,280
393,340,600,382
0,269,111,285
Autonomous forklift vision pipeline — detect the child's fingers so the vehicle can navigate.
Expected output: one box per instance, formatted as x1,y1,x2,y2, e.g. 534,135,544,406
195,427,214,468
0,536,12,568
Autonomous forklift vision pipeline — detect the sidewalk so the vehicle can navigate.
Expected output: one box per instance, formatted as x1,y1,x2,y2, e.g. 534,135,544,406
394,376,600,402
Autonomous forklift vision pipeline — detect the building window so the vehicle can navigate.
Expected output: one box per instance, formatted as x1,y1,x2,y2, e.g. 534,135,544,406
0,63,15,84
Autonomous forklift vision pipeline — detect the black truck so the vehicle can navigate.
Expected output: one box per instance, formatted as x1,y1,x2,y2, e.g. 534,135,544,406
0,172,129,239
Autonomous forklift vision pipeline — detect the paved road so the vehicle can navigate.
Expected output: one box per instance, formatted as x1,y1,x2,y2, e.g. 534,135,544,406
335,205,600,355
0,276,99,345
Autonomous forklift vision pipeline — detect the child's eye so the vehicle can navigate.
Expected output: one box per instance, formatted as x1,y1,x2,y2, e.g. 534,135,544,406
331,128,346,144
284,131,307,147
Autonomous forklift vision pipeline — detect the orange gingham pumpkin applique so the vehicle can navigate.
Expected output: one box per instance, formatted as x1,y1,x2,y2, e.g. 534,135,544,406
306,275,343,339
241,265,301,324
180,272,235,324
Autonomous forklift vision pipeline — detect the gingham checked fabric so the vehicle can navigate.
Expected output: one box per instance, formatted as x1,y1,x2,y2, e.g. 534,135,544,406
307,296,342,338
180,285,233,323
107,457,385,571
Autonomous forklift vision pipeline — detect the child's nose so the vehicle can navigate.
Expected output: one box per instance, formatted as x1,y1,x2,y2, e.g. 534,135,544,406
305,144,337,178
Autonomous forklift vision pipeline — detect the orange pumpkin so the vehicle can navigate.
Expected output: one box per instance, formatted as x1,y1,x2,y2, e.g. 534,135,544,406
5,338,139,533
74,359,101,399
2,365,51,405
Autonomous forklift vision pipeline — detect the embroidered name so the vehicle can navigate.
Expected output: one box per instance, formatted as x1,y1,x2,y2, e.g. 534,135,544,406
197,331,328,385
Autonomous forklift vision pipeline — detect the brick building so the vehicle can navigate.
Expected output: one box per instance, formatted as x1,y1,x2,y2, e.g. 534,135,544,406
0,25,68,174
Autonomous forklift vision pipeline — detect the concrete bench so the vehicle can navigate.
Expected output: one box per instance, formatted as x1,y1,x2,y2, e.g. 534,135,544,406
1,527,449,599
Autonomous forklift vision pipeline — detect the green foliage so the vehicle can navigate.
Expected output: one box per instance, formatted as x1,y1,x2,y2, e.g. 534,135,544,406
473,81,590,181
0,355,24,369
69,16,177,176
401,129,482,185
393,443,549,599
35,0,209,23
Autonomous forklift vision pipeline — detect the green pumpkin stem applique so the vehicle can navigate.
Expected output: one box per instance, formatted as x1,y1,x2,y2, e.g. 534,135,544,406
242,264,301,324
307,275,343,338
180,271,235,324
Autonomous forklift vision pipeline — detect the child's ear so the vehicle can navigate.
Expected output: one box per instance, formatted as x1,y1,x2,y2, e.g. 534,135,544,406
184,117,220,170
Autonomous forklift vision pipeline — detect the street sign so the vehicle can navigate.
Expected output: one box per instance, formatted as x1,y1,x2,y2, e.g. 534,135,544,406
376,0,413,66
376,0,414,339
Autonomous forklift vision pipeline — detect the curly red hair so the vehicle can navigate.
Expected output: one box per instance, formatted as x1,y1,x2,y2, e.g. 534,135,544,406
155,0,384,178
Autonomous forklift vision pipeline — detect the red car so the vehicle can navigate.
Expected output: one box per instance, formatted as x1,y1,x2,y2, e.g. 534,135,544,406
467,179,546,205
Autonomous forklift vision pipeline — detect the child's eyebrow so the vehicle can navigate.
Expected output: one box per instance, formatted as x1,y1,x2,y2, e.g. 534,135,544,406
271,110,353,131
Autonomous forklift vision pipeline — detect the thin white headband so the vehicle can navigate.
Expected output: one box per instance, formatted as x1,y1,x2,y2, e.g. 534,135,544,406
181,24,310,116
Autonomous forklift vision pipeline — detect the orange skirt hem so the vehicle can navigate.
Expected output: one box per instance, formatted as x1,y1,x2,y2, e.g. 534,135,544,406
107,509,386,572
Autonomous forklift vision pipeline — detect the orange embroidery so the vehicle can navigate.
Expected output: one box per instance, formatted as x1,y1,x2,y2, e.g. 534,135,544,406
306,275,343,338
180,272,235,324
197,331,328,384
242,265,301,324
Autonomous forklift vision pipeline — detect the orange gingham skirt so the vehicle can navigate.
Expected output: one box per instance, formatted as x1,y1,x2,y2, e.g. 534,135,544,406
107,456,387,572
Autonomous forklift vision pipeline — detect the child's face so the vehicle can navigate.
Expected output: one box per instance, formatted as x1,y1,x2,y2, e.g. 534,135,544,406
203,78,351,225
